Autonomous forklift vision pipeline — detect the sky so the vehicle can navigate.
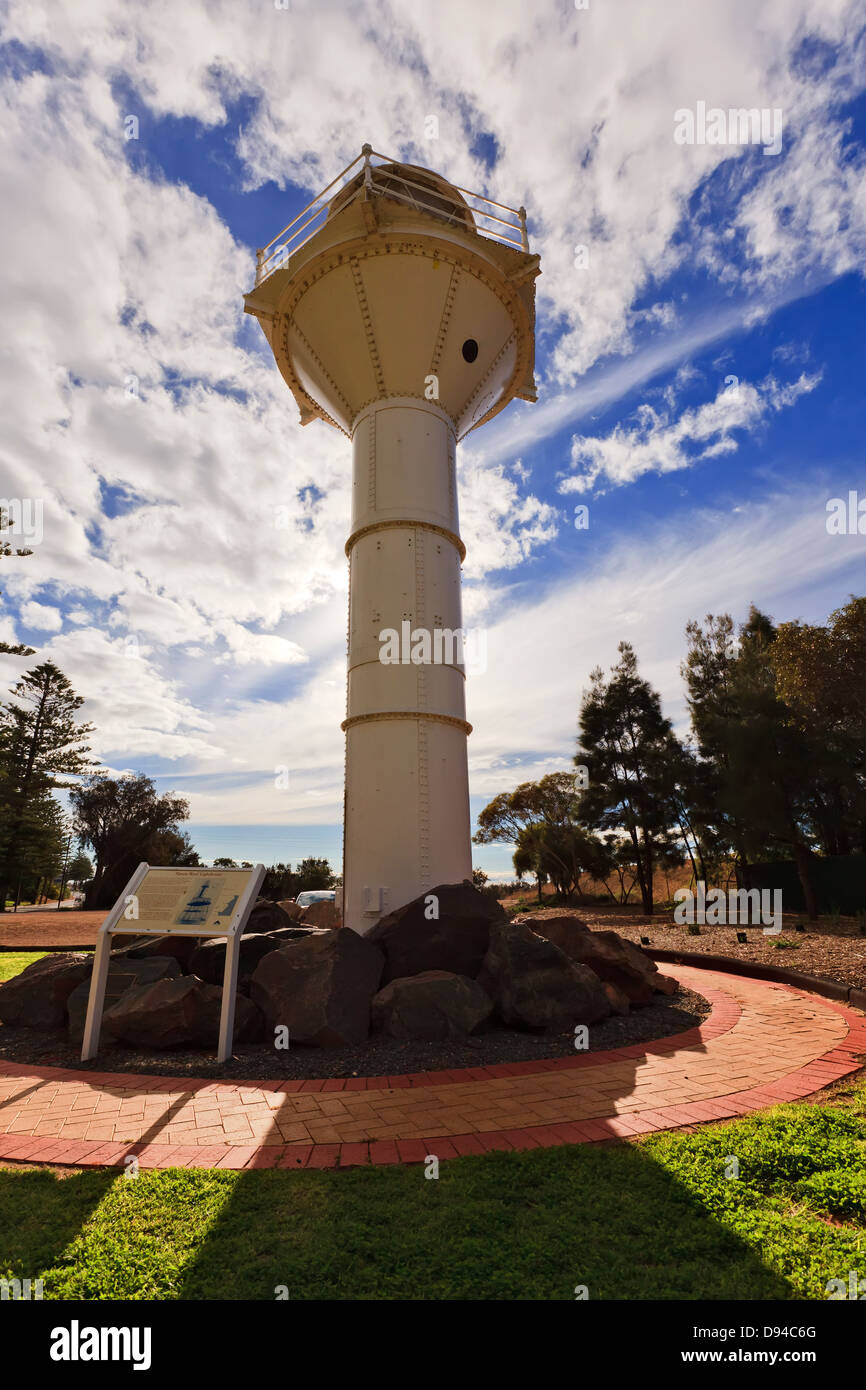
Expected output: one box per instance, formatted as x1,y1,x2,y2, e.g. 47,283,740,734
0,0,864,880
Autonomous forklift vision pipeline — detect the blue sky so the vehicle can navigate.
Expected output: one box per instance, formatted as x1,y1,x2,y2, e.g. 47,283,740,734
0,1,864,879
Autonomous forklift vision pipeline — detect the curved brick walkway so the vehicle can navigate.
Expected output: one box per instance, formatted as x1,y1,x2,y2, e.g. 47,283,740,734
0,967,863,1171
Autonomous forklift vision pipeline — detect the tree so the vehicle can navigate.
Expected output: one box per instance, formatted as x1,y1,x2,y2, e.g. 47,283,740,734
683,613,761,886
70,773,191,909
260,858,337,901
2,793,68,907
213,856,238,868
710,607,822,918
67,852,93,885
149,828,200,867
773,597,866,856
475,772,603,900
512,828,547,902
261,862,294,900
576,643,679,915
295,857,336,891
0,662,95,910
594,834,640,905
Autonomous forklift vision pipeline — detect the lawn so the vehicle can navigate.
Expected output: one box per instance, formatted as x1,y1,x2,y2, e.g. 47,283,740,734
0,950,45,981
1,1077,863,1300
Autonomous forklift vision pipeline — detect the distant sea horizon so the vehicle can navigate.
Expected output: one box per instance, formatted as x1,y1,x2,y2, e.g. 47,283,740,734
185,822,517,882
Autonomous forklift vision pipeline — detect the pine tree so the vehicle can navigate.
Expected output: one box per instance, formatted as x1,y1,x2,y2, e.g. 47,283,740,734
0,663,95,910
576,642,679,915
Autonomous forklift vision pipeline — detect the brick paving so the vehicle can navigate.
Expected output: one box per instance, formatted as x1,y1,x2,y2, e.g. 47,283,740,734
0,967,863,1171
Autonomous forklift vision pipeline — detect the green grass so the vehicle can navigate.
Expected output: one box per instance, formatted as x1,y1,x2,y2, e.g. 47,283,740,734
0,951,46,982
1,1077,863,1301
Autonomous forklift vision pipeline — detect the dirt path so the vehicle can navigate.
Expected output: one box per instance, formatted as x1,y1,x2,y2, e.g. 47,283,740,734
0,911,104,949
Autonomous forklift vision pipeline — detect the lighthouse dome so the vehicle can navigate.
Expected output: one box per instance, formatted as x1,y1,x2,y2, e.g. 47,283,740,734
327,161,476,232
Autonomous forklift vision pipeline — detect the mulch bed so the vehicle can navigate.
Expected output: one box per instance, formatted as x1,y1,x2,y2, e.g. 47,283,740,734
0,986,709,1082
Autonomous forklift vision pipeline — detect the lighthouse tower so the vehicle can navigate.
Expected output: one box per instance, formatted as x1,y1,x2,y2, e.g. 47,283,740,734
244,146,539,933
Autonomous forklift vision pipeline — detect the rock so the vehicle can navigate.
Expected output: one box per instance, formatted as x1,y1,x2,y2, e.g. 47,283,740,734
512,912,591,950
0,952,92,1030
654,973,679,996
67,957,181,1042
102,975,262,1049
522,914,660,1006
299,900,340,929
603,981,631,1016
478,919,610,1031
250,927,384,1047
188,927,315,986
368,881,506,983
113,934,199,968
242,899,297,935
372,970,493,1041
277,899,305,922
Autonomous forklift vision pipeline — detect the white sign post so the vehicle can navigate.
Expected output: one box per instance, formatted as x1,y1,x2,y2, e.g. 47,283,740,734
80,863,266,1065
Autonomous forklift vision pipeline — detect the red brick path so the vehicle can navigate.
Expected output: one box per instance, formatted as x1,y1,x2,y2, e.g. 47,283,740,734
0,967,863,1171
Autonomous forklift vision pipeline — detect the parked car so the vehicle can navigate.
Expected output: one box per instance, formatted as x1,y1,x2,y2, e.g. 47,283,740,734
294,890,336,909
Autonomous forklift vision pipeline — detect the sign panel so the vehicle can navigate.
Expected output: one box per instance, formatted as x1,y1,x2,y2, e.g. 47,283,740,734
127,867,259,936
80,862,265,1065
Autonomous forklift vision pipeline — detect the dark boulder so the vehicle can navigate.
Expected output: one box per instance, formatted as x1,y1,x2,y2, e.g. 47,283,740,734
277,899,304,922
188,927,315,986
102,975,262,1049
371,970,493,1041
654,973,679,995
478,919,610,1031
299,900,340,929
242,899,298,935
67,956,181,1042
517,914,661,1006
367,881,506,983
603,981,631,1016
0,953,92,1030
112,934,199,969
250,927,384,1047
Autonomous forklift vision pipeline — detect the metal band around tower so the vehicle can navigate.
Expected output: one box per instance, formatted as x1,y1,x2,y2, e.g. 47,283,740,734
344,518,466,561
341,710,473,735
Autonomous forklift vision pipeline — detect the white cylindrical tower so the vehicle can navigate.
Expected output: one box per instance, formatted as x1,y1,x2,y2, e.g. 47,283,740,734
245,148,539,933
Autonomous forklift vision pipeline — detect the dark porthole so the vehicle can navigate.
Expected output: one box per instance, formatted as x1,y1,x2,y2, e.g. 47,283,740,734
461,338,479,362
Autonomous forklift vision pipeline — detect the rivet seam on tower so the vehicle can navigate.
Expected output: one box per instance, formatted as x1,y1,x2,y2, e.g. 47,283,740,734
344,518,465,562
457,332,518,428
430,264,461,374
350,257,386,397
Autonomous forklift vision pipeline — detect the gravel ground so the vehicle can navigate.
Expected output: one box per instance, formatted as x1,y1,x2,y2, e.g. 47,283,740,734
0,910,103,950
0,986,709,1081
510,902,866,991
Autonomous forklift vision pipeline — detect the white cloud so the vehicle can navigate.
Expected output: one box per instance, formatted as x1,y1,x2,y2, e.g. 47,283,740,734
19,600,62,631
561,371,823,494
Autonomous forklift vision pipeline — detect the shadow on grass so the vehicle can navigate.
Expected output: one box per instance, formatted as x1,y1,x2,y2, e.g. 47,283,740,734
176,1141,796,1301
0,1165,116,1289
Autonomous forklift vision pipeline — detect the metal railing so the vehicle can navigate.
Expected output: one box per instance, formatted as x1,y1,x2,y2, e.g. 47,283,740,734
255,144,528,285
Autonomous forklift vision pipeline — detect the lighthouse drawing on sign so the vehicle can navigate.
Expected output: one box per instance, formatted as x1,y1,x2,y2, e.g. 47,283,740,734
244,146,539,933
